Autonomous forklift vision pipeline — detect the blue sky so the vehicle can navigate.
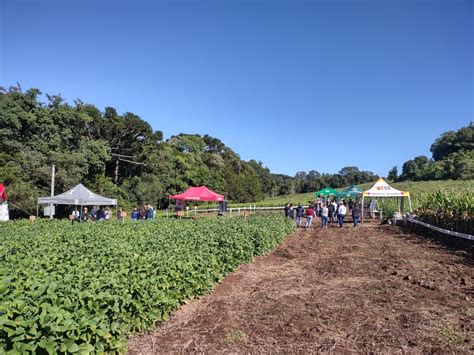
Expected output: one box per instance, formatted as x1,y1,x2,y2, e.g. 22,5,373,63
1,0,472,176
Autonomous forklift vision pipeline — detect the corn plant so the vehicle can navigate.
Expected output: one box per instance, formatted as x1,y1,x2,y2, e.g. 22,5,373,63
415,189,473,234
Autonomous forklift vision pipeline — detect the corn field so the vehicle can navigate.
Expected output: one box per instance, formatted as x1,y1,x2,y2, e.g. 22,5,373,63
415,190,473,234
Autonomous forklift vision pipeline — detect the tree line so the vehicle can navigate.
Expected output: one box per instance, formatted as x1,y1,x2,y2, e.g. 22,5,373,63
388,123,473,182
0,85,420,217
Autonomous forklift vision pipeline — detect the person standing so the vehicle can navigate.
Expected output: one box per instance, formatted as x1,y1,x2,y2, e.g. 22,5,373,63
81,207,89,222
104,207,111,220
352,202,361,227
348,199,354,213
296,204,304,227
284,203,290,218
89,206,97,221
288,204,294,220
369,200,376,219
330,200,337,225
146,204,154,220
131,207,139,221
321,203,329,228
139,205,146,219
96,206,106,221
337,202,347,228
305,205,315,228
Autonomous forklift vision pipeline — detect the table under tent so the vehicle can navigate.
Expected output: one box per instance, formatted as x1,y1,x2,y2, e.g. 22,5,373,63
169,186,225,217
37,183,117,219
361,178,412,221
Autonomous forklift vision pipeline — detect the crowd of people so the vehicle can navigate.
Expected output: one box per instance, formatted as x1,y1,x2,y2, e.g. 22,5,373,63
71,206,112,222
130,204,155,221
71,204,155,222
284,198,363,228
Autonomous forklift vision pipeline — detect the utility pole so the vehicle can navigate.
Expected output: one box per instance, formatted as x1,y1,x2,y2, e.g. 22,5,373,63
50,164,55,219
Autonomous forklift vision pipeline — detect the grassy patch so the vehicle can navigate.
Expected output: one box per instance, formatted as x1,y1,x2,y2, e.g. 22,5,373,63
225,329,248,344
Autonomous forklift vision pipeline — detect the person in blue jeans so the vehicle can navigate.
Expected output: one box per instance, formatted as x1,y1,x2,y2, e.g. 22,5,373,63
145,204,154,220
296,204,304,227
352,202,361,227
305,205,315,228
337,202,347,228
321,204,329,228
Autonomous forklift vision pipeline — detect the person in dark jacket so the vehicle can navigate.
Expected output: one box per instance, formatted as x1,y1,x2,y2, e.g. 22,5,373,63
81,207,90,222
352,202,361,227
131,208,139,221
139,206,146,219
296,204,304,227
348,199,354,213
96,207,106,221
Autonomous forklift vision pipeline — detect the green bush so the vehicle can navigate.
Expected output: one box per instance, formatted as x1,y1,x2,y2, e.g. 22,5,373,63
0,215,295,353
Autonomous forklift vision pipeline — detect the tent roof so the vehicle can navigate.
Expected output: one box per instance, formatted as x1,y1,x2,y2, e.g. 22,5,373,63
362,178,410,197
0,184,7,203
338,184,364,197
37,184,117,206
316,187,338,196
170,186,224,201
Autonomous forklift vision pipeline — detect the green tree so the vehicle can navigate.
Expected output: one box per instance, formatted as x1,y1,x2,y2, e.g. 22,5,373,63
387,166,398,181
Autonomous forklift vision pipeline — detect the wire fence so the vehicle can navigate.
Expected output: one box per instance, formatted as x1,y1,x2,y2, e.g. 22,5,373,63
406,215,473,241
169,205,285,218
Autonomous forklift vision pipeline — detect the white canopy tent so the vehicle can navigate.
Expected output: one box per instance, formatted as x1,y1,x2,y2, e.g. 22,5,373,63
361,178,412,221
37,183,117,218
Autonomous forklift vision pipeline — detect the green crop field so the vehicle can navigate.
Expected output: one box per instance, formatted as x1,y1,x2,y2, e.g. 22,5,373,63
0,215,295,353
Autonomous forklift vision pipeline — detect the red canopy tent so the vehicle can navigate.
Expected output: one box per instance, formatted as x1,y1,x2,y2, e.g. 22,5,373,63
0,183,8,221
170,186,224,201
0,184,7,203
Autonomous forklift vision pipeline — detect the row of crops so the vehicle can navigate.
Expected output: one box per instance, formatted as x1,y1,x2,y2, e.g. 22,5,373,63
0,215,295,353
415,190,473,234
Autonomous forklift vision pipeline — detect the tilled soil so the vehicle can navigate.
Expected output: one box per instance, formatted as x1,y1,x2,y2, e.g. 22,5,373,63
128,222,473,353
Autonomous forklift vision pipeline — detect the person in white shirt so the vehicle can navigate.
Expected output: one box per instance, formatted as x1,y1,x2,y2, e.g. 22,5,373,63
369,200,376,219
337,202,347,228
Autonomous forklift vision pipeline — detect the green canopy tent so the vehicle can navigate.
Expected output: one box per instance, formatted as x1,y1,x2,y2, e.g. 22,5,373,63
337,185,364,199
315,187,338,197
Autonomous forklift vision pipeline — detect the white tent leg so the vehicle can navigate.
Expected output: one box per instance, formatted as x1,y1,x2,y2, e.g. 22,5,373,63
361,196,364,222
408,196,413,212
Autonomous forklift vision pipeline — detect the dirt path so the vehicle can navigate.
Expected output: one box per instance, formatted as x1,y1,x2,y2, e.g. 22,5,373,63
128,223,473,353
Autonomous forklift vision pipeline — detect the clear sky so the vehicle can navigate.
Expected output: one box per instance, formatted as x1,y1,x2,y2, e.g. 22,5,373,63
1,0,472,177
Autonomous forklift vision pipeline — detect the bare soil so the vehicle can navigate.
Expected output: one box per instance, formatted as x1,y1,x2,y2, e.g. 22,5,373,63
128,222,474,353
